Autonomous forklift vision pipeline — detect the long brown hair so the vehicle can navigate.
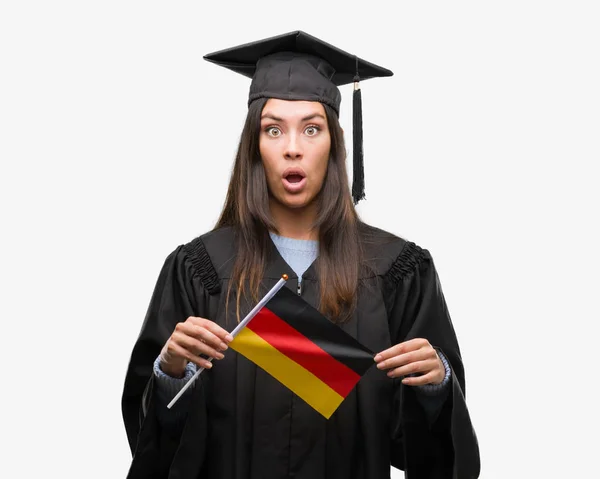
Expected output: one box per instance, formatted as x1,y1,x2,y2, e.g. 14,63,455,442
215,98,363,323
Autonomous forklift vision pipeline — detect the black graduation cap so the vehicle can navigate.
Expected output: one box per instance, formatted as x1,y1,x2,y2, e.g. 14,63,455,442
204,30,393,204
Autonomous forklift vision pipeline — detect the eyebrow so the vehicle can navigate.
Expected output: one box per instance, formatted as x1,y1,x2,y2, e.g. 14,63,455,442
261,113,326,122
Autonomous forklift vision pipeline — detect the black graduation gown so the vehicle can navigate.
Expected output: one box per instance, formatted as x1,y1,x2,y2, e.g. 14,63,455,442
121,224,480,479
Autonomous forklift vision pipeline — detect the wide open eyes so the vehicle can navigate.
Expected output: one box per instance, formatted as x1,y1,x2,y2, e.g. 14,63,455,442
305,125,321,137
264,125,321,138
265,126,282,138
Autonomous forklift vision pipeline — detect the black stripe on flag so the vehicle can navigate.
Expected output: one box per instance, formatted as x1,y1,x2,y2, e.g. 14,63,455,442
266,287,374,376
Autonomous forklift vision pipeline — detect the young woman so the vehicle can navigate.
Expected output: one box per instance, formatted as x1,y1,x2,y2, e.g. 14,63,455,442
122,31,480,479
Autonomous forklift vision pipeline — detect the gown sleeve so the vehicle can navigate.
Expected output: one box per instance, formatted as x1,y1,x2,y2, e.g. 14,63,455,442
121,243,212,478
385,241,481,479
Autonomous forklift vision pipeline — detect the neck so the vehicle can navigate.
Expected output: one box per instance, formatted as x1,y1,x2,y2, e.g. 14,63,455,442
269,198,319,240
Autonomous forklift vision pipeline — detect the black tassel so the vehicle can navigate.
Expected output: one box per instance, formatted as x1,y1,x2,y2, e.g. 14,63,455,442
352,77,365,205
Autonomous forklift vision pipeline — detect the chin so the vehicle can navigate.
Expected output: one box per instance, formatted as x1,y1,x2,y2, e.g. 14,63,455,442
274,192,314,210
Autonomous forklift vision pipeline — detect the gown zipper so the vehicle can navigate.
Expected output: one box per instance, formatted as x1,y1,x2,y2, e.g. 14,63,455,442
297,277,302,296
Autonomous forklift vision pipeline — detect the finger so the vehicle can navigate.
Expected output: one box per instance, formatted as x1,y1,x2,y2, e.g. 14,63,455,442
376,346,438,370
374,344,403,362
376,350,420,370
188,316,234,343
167,341,214,369
386,359,437,379
375,338,429,362
171,330,225,360
177,322,229,351
401,371,439,386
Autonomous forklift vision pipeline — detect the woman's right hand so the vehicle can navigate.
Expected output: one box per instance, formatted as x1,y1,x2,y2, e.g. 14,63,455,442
158,316,234,378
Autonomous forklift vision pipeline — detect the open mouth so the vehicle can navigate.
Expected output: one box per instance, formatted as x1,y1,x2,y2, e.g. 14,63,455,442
282,168,307,193
283,168,306,181
286,174,304,183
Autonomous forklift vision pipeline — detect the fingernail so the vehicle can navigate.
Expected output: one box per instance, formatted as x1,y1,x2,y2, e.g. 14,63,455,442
220,342,228,351
376,361,385,369
374,354,382,362
225,334,234,342
215,352,224,360
204,361,213,369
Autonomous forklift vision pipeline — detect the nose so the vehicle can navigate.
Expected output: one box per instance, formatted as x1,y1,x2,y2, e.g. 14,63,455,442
284,132,302,160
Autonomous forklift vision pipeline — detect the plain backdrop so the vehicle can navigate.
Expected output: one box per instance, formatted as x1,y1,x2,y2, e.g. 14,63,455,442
1,1,599,478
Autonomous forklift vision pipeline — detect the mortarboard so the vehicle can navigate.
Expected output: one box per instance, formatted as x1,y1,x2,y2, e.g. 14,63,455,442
204,30,393,204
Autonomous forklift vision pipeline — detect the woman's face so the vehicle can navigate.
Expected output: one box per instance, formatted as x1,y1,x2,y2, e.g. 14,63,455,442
259,99,331,210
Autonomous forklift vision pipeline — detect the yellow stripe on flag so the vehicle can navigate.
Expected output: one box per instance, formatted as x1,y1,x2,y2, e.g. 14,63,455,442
230,327,344,419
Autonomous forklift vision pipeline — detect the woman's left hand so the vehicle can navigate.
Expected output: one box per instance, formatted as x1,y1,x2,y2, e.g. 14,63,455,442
374,338,445,386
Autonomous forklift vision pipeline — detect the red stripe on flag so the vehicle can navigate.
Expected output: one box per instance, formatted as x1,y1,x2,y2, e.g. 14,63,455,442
247,307,361,397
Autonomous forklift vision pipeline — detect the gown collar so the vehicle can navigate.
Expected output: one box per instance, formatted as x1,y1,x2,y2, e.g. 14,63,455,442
265,232,318,281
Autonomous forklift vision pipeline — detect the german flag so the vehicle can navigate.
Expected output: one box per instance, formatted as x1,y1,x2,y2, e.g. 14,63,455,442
229,286,374,418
